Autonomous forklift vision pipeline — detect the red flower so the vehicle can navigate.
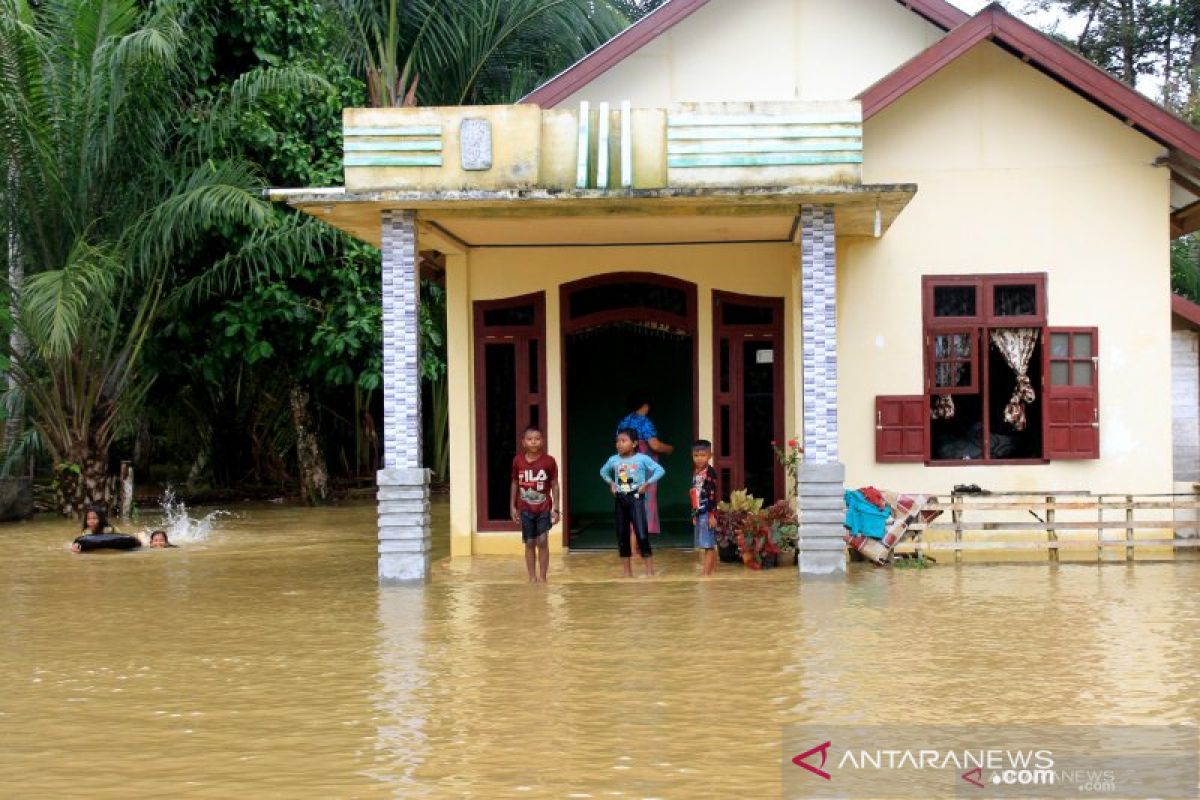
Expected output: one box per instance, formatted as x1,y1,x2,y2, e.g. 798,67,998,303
770,440,777,446
787,439,798,448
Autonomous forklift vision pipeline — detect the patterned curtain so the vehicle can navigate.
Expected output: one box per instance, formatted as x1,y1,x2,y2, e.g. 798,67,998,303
990,328,1038,431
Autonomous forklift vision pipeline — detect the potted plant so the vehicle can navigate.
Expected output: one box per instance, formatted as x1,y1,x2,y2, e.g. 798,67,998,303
764,499,798,566
738,512,780,569
714,489,763,564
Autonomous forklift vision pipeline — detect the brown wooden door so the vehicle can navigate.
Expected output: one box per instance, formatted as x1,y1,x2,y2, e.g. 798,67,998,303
473,293,546,530
712,291,785,503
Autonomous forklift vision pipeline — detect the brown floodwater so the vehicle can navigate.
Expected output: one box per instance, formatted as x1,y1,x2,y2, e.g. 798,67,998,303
1,498,1198,798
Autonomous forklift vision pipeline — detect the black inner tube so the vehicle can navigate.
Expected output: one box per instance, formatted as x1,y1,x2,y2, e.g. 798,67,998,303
74,533,142,552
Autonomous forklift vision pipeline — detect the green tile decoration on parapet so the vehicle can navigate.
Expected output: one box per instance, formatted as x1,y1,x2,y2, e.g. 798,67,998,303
343,125,443,168
666,112,862,169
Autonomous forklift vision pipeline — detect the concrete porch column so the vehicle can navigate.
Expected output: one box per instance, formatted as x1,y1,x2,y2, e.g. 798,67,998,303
798,204,847,576
378,210,432,583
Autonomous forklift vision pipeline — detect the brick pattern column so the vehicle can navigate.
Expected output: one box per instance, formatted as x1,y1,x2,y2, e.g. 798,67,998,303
800,204,839,462
798,204,846,576
378,210,431,583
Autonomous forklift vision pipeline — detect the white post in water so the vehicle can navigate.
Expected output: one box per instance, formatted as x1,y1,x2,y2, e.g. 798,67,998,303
119,461,134,522
797,204,847,576
377,210,432,583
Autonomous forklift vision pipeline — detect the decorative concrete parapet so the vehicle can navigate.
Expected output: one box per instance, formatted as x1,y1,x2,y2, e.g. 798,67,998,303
378,467,432,583
800,204,839,463
796,461,847,576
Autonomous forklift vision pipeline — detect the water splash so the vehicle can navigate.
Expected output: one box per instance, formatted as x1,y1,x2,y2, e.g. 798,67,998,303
151,488,228,544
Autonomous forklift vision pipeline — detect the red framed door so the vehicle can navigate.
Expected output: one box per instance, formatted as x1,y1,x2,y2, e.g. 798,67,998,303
473,293,546,531
559,272,699,547
712,291,785,503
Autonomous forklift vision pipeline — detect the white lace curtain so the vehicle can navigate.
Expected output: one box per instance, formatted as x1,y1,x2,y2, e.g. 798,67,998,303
990,328,1038,430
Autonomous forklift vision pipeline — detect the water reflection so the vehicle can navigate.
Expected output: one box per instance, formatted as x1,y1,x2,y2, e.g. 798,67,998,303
0,500,1197,798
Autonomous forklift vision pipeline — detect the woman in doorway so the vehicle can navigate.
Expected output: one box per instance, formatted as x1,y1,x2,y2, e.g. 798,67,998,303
616,392,674,537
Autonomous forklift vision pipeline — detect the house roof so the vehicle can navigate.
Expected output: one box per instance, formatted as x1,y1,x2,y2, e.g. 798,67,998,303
857,2,1200,233
1172,293,1200,329
521,0,969,109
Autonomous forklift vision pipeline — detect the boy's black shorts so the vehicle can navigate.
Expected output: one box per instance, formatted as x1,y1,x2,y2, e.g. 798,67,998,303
520,510,552,542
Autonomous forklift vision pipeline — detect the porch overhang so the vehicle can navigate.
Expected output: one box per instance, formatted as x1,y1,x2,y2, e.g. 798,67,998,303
272,183,917,248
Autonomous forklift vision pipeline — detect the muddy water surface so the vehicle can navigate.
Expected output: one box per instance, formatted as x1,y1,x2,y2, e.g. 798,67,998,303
1,499,1198,798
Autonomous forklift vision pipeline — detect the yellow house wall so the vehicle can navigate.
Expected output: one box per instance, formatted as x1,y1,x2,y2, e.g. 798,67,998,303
555,0,943,108
447,243,799,555
844,42,1171,507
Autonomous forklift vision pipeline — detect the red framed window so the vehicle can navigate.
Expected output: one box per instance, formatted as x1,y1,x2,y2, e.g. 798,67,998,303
473,293,546,531
875,273,1095,464
926,329,979,394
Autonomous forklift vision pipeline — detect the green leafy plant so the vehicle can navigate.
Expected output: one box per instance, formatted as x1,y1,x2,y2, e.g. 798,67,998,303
714,490,790,569
771,438,804,496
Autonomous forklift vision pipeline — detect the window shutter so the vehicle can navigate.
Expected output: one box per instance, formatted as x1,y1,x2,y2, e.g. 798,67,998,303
875,395,927,462
1044,328,1099,459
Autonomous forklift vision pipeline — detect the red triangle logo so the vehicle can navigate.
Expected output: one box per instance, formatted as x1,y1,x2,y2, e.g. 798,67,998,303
792,741,832,781
962,767,984,788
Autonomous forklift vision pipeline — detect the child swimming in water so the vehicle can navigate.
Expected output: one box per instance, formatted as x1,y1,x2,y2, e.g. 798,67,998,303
70,506,122,552
148,530,176,548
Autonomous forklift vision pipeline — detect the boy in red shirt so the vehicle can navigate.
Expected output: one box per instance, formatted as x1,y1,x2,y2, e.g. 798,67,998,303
510,426,560,583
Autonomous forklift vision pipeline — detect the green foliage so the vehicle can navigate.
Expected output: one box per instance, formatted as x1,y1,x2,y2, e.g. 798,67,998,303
1025,0,1200,111
1172,235,1200,301
0,0,336,505
323,0,637,106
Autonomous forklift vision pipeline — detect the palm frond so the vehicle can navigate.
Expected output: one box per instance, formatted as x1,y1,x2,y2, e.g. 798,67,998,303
18,238,119,359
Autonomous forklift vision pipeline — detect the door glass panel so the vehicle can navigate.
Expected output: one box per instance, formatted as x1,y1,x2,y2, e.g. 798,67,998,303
719,338,730,394
719,405,731,457
993,284,1037,317
1072,333,1093,358
742,341,775,504
933,285,976,317
1050,361,1069,385
1050,333,1069,358
722,302,773,326
1072,361,1094,387
528,339,539,393
483,304,534,327
484,342,517,521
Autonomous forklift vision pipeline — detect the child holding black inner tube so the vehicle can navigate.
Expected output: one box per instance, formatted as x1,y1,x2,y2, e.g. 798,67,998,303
600,428,664,578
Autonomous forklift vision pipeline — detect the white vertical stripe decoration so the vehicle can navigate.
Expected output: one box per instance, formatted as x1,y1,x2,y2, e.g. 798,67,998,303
576,101,590,189
620,100,632,189
596,101,610,190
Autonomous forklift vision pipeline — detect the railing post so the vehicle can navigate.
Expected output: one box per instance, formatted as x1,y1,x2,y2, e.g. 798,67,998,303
1046,494,1057,563
1125,494,1135,561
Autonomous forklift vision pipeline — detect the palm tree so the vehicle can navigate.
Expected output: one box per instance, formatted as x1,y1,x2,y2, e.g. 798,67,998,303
323,0,636,108
0,0,332,515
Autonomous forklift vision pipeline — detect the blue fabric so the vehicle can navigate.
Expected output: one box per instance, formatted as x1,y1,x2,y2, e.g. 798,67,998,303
844,489,889,538
694,514,716,549
600,453,665,494
616,412,658,443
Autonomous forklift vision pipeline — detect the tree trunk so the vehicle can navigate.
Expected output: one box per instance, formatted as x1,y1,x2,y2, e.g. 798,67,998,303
3,185,25,466
1121,0,1137,86
290,384,329,505
55,439,115,519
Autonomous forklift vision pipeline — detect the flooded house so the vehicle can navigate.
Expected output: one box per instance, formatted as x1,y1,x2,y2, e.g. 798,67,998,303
273,0,1200,580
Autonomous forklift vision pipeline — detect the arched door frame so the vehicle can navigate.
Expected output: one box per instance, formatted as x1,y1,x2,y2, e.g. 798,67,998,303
558,272,699,547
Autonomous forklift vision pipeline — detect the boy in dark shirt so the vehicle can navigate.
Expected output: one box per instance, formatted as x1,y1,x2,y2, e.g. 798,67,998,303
690,439,719,575
510,426,560,583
